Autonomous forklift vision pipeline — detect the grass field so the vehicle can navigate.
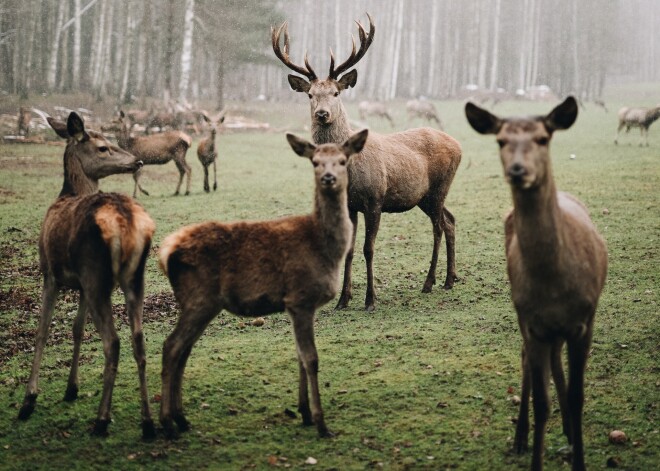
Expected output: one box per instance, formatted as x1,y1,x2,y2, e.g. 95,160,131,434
0,87,658,470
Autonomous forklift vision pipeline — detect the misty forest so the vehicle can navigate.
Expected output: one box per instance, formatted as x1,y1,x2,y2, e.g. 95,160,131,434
0,1,658,470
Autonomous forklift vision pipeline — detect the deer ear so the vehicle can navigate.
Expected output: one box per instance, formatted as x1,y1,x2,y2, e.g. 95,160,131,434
47,117,70,139
286,133,316,158
288,75,311,93
343,129,368,157
544,96,578,132
67,112,89,143
337,69,358,90
465,102,502,135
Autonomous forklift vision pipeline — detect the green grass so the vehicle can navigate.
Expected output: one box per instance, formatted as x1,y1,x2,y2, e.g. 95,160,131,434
0,88,658,470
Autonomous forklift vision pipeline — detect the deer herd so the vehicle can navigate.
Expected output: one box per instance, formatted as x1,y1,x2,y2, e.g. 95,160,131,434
13,13,631,471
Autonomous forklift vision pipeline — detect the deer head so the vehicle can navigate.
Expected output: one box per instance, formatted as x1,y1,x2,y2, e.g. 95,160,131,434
49,112,142,183
465,97,578,190
287,129,368,192
273,14,375,127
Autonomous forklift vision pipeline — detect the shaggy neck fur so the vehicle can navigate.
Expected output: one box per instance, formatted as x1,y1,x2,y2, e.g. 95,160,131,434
59,145,98,197
313,187,351,262
312,103,353,145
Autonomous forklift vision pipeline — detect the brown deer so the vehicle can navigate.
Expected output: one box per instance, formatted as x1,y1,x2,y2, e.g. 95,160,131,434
614,105,660,146
196,114,225,192
406,99,444,130
358,100,395,128
272,15,461,311
18,112,157,438
465,97,607,471
158,130,368,438
17,106,32,136
115,110,192,197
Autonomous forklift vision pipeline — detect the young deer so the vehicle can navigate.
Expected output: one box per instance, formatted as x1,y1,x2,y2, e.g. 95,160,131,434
272,15,461,311
465,97,608,471
196,114,225,192
115,110,192,197
18,113,157,438
158,130,368,439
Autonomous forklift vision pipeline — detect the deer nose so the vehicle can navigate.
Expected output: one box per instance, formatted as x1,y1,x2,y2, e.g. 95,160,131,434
507,163,527,181
321,173,336,185
315,110,330,122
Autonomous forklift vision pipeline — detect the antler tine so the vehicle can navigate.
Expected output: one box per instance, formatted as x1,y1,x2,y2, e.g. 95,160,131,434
328,13,375,79
271,21,317,80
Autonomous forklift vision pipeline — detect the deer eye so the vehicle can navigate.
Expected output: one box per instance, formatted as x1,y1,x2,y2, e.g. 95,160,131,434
535,137,549,146
98,146,109,153
307,93,312,99
339,159,347,166
497,139,507,149
334,92,340,97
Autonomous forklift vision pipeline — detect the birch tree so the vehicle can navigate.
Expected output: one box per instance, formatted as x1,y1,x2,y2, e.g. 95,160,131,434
179,0,194,103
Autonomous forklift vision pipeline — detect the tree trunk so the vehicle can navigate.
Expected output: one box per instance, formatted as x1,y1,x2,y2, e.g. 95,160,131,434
47,0,66,90
179,0,194,103
73,0,81,84
489,0,501,90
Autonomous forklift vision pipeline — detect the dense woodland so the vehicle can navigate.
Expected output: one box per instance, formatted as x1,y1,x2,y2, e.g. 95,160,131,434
1,0,658,109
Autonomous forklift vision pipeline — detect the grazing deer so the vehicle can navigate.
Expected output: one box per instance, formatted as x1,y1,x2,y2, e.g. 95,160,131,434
197,114,225,192
465,97,607,471
614,105,660,146
406,99,444,130
18,112,157,438
115,110,192,197
17,106,32,136
358,100,395,128
158,130,368,438
272,14,461,311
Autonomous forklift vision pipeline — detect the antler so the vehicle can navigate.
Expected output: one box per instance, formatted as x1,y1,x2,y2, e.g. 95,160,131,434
271,22,317,81
328,13,375,80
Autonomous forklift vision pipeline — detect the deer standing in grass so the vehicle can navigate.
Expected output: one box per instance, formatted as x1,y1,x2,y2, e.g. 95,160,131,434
358,100,395,128
614,105,660,146
18,113,157,438
197,114,225,192
406,99,444,130
272,14,461,311
158,130,368,438
115,110,192,197
465,97,607,471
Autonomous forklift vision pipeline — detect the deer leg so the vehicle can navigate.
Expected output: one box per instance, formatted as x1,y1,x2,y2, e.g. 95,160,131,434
297,357,313,426
566,327,592,471
550,339,571,444
420,206,442,293
212,159,217,191
203,164,210,193
528,339,552,471
18,275,59,420
120,251,156,439
442,207,458,289
183,160,192,196
64,293,88,402
336,210,358,310
363,207,382,312
88,295,120,437
289,308,332,437
514,344,531,454
173,160,186,196
133,168,149,197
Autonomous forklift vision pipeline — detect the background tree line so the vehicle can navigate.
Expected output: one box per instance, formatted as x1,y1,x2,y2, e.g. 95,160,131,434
0,0,658,109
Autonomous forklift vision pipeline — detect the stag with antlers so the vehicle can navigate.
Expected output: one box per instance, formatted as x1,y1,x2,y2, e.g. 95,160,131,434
272,15,461,311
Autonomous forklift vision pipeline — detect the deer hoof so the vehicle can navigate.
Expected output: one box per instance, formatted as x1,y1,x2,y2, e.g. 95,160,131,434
365,303,376,312
213,183,217,191
142,419,157,440
63,384,78,402
92,419,111,437
317,426,335,438
17,395,37,421
173,414,190,432
184,191,190,196
335,296,351,310
422,279,434,293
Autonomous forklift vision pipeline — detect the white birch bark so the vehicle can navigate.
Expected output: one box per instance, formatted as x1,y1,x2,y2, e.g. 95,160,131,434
489,0,501,90
179,0,195,102
73,0,81,83
48,1,66,89
426,0,439,96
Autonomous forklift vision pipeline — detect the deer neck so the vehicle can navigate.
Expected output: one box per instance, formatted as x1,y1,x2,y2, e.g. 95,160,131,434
510,176,563,273
116,129,132,149
312,103,353,145
59,150,99,197
314,188,351,259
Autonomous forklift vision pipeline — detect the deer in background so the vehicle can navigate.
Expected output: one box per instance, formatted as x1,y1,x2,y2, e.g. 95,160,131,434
158,130,368,438
197,113,225,192
465,97,607,471
358,100,395,128
115,110,192,197
17,106,32,136
272,14,461,311
614,105,660,146
406,99,444,130
18,112,157,438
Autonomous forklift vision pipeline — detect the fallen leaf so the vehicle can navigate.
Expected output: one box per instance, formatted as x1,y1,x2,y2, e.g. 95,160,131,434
511,395,521,405
305,456,317,465
251,317,265,327
609,430,627,444
268,455,278,466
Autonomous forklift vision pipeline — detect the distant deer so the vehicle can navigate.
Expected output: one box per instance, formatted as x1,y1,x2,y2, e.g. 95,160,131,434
17,106,31,136
358,100,395,128
614,105,660,146
115,110,192,197
465,97,607,471
197,114,225,192
158,130,368,438
406,99,444,130
272,14,461,311
18,112,157,439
